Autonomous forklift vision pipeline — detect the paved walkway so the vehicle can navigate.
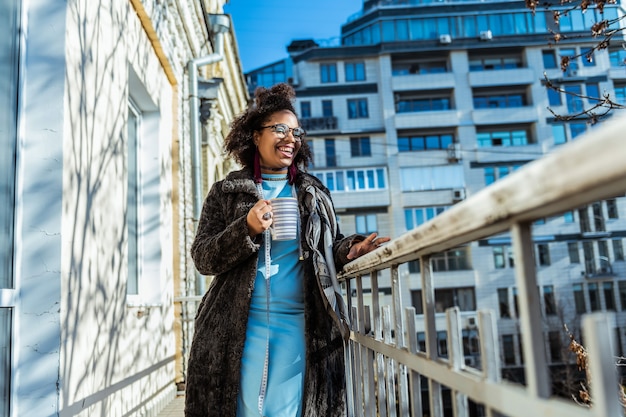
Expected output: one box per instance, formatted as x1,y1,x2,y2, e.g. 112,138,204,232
157,395,185,417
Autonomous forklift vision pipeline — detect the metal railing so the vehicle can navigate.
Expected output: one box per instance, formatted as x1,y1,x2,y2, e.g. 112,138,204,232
339,115,626,417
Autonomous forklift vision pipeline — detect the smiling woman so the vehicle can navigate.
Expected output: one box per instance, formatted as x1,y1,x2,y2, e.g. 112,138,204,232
184,83,389,417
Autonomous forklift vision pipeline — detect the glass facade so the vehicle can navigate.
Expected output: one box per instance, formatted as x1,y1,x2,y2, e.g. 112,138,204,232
343,6,618,46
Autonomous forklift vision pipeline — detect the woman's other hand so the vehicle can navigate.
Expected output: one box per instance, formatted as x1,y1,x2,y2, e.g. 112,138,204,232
347,232,391,260
247,199,273,237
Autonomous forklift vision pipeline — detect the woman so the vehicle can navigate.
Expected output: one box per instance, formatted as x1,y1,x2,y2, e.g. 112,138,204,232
185,83,389,417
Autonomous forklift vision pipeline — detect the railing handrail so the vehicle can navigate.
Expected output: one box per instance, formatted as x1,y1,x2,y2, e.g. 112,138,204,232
339,114,626,417
340,114,626,278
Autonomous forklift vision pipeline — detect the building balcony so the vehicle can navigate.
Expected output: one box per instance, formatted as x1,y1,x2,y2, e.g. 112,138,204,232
300,116,338,133
468,67,535,87
472,105,539,125
395,110,460,129
391,72,456,91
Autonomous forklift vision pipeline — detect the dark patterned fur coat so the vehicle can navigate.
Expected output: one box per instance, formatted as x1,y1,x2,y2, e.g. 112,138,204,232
185,169,363,417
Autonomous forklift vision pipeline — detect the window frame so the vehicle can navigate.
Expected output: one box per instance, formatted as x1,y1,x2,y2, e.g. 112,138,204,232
350,136,371,157
320,63,338,83
347,98,369,119
345,61,366,82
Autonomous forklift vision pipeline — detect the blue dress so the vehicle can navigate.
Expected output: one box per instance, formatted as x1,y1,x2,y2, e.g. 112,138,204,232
237,177,305,417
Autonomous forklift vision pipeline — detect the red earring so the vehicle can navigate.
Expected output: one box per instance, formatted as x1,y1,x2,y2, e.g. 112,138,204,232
288,164,297,185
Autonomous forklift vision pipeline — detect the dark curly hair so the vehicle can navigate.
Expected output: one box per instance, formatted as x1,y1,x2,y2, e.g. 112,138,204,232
224,83,312,172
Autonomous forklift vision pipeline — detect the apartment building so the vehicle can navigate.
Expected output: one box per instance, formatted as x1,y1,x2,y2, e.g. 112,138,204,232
245,0,626,386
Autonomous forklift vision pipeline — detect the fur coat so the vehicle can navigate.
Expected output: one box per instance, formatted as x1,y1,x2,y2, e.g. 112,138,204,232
185,169,363,417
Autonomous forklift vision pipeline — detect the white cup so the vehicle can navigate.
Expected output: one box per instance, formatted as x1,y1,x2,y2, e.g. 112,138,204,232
269,197,298,241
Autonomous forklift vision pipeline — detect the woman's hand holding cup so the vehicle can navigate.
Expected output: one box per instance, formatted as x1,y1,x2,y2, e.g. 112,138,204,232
247,200,273,237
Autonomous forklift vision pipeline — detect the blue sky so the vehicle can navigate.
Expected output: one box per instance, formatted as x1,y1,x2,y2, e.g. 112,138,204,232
224,0,363,73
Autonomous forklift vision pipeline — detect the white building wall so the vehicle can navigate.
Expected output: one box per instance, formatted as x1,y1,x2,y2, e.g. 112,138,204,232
10,0,247,415
14,0,66,415
59,0,176,416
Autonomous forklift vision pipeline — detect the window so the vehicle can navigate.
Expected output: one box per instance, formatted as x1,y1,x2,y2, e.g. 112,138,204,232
543,285,556,316
437,331,448,357
552,123,587,145
300,101,311,118
542,50,558,69
502,335,516,365
345,62,366,81
473,92,526,109
356,214,377,234
350,136,371,157
604,282,616,311
322,100,333,117
126,68,162,304
434,287,476,312
547,87,562,106
411,290,424,315
320,63,337,83
537,243,551,266
477,128,531,147
548,331,562,363
588,282,601,311
314,168,386,192
392,58,448,75
469,55,523,71
581,48,596,67
432,247,472,272
573,283,586,314
613,239,624,261
405,206,447,229
568,242,580,263
483,164,523,186
560,48,579,73
593,202,605,231
127,102,141,295
564,84,583,113
615,84,626,105
609,48,626,67
248,61,287,89
619,281,626,310
347,98,368,119
606,199,618,219
396,96,451,113
325,138,336,167
398,132,454,151
493,246,514,269
498,288,511,318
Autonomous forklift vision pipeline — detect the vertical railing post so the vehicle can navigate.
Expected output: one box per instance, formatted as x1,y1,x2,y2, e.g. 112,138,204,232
582,312,621,417
478,309,501,417
391,266,410,416
421,255,444,417
511,222,551,398
405,307,423,417
382,306,397,417
363,305,376,417
447,307,468,417
344,278,356,417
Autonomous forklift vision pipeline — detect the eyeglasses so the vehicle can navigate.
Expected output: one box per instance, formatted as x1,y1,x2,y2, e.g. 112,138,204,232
260,123,306,141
